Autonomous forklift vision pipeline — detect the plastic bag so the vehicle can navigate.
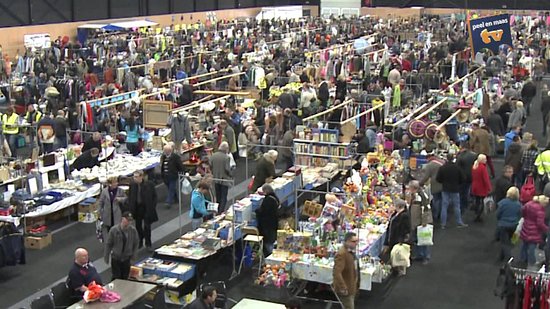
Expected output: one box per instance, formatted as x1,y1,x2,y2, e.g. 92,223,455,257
417,224,434,246
228,153,236,170
181,178,192,195
390,243,411,267
484,196,495,214
83,281,104,303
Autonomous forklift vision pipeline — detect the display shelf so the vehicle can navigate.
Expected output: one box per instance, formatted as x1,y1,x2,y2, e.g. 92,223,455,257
294,152,351,159
294,138,356,169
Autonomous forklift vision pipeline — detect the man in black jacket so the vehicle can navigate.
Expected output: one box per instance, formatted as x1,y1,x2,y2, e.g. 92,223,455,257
160,144,184,205
71,148,100,171
256,184,280,256
494,165,514,204
456,143,477,212
81,131,102,153
521,79,537,116
436,153,468,229
128,170,157,251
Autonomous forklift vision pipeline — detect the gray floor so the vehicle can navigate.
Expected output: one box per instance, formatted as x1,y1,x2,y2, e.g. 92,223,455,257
4,81,548,308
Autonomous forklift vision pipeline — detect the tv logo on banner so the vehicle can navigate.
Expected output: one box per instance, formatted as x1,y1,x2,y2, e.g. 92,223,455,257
468,14,513,55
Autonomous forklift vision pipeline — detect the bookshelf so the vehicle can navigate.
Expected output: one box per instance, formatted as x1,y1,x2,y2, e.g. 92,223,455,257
294,139,356,169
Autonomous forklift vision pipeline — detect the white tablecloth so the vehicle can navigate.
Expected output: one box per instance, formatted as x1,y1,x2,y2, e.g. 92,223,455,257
232,298,286,309
0,183,101,224
265,255,376,291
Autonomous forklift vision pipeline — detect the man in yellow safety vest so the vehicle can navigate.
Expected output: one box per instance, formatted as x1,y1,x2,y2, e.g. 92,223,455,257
2,107,19,158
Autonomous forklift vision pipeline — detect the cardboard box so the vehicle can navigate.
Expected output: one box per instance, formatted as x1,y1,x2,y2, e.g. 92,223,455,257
25,216,46,231
78,211,99,223
78,202,98,213
25,233,52,250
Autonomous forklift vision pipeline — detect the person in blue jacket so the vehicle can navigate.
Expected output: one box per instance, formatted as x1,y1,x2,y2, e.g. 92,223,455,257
496,186,522,261
190,181,212,230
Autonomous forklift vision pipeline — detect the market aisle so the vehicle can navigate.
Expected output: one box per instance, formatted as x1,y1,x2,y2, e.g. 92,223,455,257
3,158,257,308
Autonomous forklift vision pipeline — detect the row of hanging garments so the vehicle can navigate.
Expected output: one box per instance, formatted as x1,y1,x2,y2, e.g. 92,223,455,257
496,260,550,309
0,222,25,268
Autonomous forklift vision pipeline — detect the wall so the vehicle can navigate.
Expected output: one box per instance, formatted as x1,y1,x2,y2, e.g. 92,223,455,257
0,4,320,57
321,0,361,17
360,7,423,18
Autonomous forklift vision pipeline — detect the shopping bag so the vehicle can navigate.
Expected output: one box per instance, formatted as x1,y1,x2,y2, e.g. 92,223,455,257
228,153,236,170
417,224,434,246
484,196,495,214
390,243,411,267
520,176,536,203
181,178,192,195
511,218,524,245
248,176,255,191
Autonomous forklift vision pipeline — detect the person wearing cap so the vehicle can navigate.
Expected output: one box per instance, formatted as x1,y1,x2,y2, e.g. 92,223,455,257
252,150,278,192
104,211,139,280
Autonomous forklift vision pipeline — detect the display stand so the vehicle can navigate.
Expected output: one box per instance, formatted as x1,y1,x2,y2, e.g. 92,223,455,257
176,173,241,281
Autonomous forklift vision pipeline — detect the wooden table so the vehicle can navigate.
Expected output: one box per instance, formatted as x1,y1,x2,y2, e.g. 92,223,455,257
232,298,286,309
67,279,156,309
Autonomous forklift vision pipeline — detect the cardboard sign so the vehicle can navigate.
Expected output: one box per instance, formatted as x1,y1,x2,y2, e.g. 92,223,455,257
468,14,513,55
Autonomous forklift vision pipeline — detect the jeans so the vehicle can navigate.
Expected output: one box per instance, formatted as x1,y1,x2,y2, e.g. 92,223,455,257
431,192,442,222
521,241,537,267
135,215,152,247
413,227,431,261
111,257,131,280
5,134,18,158
441,191,464,227
164,178,178,204
459,184,471,212
498,226,515,261
215,183,229,214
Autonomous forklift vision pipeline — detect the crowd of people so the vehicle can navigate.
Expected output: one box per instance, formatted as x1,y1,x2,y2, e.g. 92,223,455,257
4,8,550,309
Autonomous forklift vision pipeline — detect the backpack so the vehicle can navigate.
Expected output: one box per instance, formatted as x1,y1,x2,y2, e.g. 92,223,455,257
520,175,536,203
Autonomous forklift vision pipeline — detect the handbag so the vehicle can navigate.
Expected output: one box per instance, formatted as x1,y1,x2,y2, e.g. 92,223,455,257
520,175,536,203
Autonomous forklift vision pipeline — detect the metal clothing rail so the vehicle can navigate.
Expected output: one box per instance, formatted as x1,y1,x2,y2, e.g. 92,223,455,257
302,99,353,122
340,101,385,125
170,95,230,114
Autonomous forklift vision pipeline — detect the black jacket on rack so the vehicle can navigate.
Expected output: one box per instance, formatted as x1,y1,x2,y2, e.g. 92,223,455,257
0,234,26,267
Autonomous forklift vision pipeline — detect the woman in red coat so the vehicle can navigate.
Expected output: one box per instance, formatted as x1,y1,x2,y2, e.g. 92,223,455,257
471,154,492,222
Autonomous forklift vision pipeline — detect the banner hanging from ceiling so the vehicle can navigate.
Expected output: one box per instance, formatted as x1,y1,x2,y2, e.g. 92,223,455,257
467,14,513,55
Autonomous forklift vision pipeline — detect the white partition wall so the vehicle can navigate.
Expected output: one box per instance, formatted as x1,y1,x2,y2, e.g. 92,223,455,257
321,0,361,18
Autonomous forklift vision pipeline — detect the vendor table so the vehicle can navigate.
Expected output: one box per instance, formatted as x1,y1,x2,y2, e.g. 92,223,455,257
67,279,156,309
232,298,286,309
0,183,101,225
265,255,378,291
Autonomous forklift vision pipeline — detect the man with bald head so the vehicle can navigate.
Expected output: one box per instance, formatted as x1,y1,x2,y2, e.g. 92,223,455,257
66,248,103,295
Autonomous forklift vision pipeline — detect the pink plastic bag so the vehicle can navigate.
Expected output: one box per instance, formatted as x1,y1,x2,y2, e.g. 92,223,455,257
100,290,121,303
